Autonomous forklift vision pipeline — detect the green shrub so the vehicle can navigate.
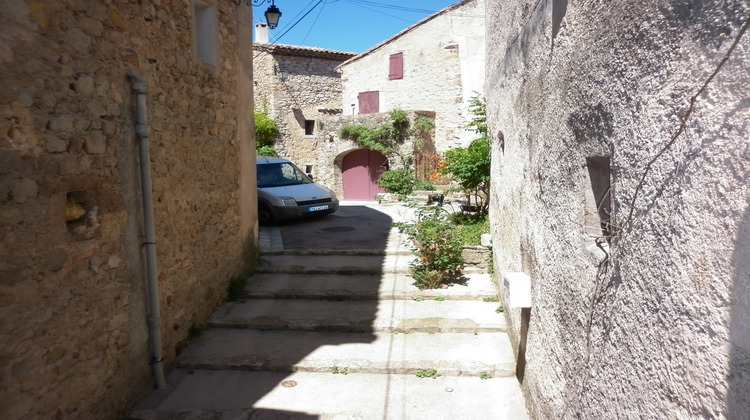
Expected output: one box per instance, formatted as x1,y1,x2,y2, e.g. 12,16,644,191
226,276,247,301
378,169,414,195
256,145,278,157
413,178,436,191
402,206,464,289
254,112,278,147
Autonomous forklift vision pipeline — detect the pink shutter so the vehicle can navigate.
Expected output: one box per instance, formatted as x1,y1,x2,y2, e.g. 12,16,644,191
389,53,403,80
358,91,379,114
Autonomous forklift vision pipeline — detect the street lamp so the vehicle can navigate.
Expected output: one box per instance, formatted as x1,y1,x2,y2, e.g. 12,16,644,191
252,0,282,29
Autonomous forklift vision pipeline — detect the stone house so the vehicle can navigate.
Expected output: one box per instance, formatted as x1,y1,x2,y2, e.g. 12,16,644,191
337,0,486,153
0,1,257,419
252,23,356,178
486,0,750,418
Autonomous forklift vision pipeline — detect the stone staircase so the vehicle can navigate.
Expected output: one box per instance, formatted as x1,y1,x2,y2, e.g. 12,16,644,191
128,226,528,419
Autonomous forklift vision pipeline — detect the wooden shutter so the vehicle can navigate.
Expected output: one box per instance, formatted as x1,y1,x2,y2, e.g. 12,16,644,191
389,53,403,80
358,91,379,114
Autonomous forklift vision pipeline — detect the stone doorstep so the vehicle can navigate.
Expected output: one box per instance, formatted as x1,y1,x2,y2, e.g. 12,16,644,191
176,329,516,377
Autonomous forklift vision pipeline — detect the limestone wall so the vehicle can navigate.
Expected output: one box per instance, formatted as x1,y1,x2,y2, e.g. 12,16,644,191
339,0,485,152
486,0,750,417
252,45,353,169
0,1,257,419
303,111,434,198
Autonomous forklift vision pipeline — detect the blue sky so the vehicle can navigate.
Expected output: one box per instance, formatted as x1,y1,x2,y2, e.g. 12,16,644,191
252,0,460,53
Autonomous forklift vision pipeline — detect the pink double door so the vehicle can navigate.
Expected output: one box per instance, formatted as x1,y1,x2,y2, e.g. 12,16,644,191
342,149,388,200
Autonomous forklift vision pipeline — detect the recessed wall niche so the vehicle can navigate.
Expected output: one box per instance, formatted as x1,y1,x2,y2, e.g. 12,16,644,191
66,191,100,241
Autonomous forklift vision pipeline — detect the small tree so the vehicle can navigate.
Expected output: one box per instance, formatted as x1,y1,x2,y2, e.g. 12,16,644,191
438,95,490,213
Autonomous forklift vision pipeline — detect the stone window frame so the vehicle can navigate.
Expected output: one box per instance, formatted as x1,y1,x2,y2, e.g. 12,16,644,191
191,0,219,69
304,120,316,136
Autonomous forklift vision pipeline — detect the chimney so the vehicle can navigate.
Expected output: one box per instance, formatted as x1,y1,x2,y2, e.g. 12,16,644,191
255,22,269,44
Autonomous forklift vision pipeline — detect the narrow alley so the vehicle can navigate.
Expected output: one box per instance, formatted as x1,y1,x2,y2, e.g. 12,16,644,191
127,202,528,419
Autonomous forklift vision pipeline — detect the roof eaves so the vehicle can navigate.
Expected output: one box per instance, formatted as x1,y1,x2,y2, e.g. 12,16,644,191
335,0,475,70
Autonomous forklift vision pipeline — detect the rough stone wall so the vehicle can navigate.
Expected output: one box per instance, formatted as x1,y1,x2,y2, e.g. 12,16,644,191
339,0,485,152
486,0,750,418
309,111,433,198
0,1,257,419
252,47,350,168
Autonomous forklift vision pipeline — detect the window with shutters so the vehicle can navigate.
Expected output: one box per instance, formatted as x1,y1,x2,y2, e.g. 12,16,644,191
389,52,403,80
358,91,379,114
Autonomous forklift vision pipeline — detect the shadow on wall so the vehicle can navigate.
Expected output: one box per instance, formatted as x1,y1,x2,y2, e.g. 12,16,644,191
728,202,750,417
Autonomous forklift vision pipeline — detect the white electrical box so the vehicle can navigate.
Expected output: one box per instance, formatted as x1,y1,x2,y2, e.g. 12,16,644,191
503,272,532,308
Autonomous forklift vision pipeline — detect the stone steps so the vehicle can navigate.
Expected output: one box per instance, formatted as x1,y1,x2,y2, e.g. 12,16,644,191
243,271,500,301
208,298,506,333
128,370,528,420
175,329,516,377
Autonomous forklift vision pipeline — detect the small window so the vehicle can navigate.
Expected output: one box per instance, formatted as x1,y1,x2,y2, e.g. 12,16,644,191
389,53,403,80
194,2,217,67
358,91,380,114
584,156,612,237
305,120,315,136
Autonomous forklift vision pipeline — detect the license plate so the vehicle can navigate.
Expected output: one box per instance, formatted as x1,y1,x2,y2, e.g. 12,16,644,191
308,205,329,212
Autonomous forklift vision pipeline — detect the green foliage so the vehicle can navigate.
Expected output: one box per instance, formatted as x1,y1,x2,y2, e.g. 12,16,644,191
415,369,441,379
483,297,498,302
495,306,505,313
479,372,492,380
339,109,432,168
413,178,435,191
226,275,247,301
438,94,491,213
413,116,435,134
433,296,445,302
440,137,490,193
187,323,203,341
450,213,490,246
465,93,487,136
254,112,279,147
402,206,464,289
378,169,414,195
256,145,278,157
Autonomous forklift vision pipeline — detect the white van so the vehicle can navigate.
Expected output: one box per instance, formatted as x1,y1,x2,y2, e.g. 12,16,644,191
256,156,339,224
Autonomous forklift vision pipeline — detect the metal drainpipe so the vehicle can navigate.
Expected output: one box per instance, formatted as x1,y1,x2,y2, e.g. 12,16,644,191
127,70,166,390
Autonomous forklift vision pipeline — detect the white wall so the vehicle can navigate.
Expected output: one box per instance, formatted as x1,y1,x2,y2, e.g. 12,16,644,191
340,0,485,152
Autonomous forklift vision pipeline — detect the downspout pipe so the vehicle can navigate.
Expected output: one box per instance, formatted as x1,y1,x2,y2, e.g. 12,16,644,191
127,70,166,390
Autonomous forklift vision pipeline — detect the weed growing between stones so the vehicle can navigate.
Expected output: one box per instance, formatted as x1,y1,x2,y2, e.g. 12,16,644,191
226,275,247,301
415,369,441,379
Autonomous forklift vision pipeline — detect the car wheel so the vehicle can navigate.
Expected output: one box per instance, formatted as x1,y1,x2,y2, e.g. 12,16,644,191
258,203,274,225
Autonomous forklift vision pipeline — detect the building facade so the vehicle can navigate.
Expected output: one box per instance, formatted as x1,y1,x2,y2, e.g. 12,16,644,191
253,24,356,175
0,1,257,418
338,0,486,152
486,0,750,418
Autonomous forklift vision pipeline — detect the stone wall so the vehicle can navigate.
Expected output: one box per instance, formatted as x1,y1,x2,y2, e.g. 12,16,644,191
308,111,434,198
486,0,750,418
339,0,485,152
0,1,257,419
252,45,354,168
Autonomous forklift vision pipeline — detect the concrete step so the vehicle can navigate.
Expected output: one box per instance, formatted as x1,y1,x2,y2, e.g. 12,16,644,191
176,329,516,377
244,271,500,301
208,299,506,333
256,254,413,274
128,370,529,420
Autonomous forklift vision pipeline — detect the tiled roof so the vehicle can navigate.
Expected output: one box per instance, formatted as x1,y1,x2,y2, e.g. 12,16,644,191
253,43,357,60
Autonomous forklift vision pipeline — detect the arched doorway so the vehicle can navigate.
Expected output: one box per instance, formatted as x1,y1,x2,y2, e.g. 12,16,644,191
341,149,388,200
